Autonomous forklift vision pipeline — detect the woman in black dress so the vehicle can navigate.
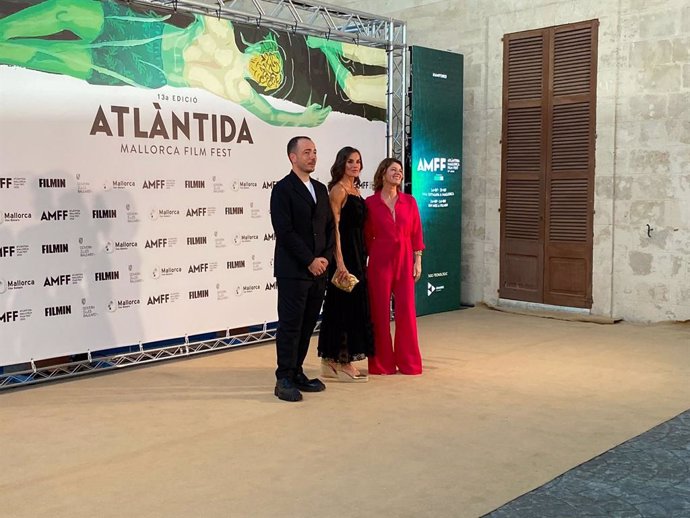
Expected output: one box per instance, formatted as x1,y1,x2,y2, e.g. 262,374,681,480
318,147,374,382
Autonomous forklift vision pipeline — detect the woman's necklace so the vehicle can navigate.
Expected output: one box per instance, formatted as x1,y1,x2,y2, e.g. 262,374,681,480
339,181,359,197
382,191,398,218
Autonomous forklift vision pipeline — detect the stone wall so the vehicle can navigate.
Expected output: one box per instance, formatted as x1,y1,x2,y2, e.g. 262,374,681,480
338,0,689,321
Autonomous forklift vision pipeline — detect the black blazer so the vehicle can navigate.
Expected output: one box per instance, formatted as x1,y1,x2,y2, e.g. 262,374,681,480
270,171,334,279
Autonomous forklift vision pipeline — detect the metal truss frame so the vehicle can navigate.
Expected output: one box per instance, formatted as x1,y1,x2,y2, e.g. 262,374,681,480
1,325,276,389
0,0,406,391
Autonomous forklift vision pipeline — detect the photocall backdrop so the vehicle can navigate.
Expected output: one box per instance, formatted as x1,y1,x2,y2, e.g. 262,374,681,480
409,46,463,316
0,0,387,367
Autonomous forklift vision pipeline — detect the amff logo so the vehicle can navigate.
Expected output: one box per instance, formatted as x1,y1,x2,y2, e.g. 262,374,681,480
417,157,447,172
147,293,171,305
0,178,12,188
0,310,19,322
188,263,209,274
142,179,165,189
0,245,15,257
44,275,71,287
145,238,168,249
186,207,209,217
41,210,68,221
417,156,461,173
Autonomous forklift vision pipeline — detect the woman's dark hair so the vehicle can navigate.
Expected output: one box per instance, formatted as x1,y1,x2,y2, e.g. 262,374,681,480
372,157,403,192
328,146,362,190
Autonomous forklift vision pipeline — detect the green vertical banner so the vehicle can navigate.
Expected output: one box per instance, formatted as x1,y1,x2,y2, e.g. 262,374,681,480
409,46,463,316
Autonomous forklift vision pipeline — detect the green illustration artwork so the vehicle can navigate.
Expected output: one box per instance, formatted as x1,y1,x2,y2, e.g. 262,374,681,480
0,0,387,126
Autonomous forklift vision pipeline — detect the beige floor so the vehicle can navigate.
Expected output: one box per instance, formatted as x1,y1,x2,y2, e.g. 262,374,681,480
1,306,689,518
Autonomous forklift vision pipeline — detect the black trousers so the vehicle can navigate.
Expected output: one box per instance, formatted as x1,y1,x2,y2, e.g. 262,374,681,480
275,276,327,380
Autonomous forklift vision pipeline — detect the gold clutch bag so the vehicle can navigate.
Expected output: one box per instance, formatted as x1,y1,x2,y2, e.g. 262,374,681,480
331,272,359,293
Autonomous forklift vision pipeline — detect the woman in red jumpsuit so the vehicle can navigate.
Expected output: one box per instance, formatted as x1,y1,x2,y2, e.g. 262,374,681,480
365,158,425,375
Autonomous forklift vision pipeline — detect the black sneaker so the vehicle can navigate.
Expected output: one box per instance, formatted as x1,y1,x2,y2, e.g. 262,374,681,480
294,373,326,392
274,378,303,402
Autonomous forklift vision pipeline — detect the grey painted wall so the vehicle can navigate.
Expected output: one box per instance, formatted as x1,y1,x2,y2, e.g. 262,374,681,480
339,0,690,322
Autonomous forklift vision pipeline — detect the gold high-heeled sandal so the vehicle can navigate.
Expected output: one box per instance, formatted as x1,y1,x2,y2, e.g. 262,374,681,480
320,359,339,379
336,364,368,383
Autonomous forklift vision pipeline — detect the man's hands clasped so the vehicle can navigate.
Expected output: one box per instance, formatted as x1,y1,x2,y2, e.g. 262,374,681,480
308,257,329,277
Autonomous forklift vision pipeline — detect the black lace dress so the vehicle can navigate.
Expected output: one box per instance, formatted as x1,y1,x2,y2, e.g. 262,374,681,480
318,195,375,363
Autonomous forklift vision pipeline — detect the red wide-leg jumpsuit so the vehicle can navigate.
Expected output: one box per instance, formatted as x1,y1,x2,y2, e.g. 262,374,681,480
365,192,425,375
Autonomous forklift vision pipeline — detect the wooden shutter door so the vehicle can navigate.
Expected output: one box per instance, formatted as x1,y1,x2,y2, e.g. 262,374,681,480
499,30,547,303
544,21,597,308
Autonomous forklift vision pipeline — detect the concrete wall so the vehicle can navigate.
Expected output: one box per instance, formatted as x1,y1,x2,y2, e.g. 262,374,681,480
339,0,690,322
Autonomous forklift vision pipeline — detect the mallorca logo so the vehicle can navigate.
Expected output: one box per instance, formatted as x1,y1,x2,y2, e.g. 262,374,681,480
149,207,180,221
0,278,6,294
3,278,35,292
105,179,136,190
105,240,138,253
232,180,257,192
234,284,261,296
2,211,32,224
233,233,259,246
109,298,140,312
151,266,182,279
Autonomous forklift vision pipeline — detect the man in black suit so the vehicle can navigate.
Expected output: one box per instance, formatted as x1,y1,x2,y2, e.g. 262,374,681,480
270,136,335,401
